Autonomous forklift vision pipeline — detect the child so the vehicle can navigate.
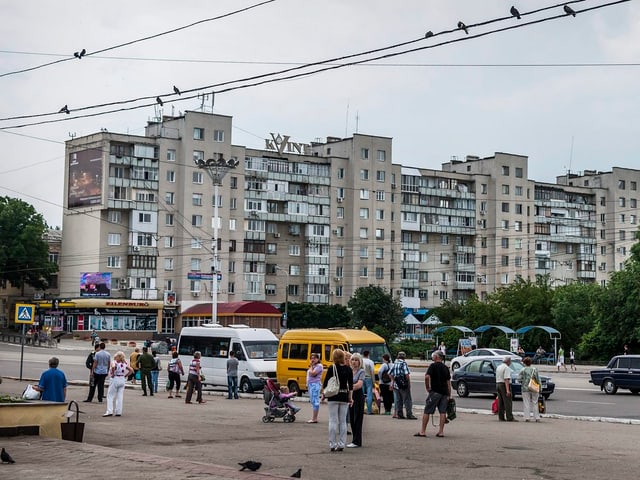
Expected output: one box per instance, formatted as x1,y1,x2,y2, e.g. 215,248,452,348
274,382,300,414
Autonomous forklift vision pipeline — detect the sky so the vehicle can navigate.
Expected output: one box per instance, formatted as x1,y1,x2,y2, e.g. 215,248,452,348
1,0,638,227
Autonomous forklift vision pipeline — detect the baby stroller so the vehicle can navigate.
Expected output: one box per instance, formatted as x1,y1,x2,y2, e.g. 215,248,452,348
262,378,298,423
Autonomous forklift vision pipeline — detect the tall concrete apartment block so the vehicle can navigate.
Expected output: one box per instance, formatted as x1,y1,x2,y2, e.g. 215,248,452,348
60,110,638,332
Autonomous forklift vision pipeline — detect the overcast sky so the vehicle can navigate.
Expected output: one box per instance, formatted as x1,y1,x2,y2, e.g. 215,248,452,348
1,0,637,227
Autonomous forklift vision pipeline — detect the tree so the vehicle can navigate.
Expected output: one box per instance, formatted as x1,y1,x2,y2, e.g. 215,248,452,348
550,282,600,357
347,285,404,343
0,196,57,293
285,302,350,329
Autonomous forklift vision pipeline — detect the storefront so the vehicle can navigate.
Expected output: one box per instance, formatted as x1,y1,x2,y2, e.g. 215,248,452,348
37,298,164,338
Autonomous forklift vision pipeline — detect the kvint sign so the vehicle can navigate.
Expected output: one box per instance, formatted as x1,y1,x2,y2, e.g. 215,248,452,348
265,133,311,155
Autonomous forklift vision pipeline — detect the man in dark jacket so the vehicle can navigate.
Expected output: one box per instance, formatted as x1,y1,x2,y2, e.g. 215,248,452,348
137,347,155,396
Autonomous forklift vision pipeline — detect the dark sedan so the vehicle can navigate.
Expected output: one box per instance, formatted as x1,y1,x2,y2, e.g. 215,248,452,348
452,358,555,399
589,355,640,395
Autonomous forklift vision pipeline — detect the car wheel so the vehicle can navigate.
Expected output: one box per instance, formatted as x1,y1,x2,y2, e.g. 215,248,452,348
239,377,253,393
456,381,469,397
602,379,618,395
288,381,300,396
451,361,460,370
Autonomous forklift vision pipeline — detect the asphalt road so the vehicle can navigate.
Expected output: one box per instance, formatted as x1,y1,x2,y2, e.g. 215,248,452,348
2,340,638,420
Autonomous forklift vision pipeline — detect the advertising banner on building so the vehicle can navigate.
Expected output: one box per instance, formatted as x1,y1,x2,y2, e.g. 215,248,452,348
80,272,112,297
68,148,103,207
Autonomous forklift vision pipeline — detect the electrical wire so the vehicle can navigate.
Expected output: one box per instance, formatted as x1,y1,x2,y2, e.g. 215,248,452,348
0,0,625,129
0,0,277,80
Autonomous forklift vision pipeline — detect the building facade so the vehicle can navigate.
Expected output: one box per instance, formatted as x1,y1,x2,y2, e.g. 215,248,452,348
55,110,639,334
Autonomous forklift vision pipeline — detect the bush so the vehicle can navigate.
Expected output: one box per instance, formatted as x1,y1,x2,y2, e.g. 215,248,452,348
389,339,434,360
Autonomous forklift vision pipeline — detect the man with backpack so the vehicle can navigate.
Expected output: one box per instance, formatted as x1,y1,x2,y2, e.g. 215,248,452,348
82,343,99,402
389,351,417,420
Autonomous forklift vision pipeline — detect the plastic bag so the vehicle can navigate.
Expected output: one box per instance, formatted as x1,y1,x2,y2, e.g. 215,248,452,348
135,370,141,381
22,384,41,400
491,397,498,414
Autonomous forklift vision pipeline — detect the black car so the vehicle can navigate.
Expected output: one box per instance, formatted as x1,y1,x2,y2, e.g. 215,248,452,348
452,359,555,399
589,355,640,395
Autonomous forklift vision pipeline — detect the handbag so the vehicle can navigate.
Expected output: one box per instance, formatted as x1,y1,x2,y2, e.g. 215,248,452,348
323,364,340,397
528,369,540,393
22,384,41,400
446,398,457,421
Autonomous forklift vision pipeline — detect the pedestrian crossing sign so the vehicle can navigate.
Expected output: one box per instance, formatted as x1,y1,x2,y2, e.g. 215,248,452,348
15,303,35,324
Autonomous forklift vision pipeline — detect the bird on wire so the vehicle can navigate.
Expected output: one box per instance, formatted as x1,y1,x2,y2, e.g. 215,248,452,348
1,448,16,464
457,21,468,34
73,48,86,59
238,460,262,471
425,30,434,38
510,6,521,19
563,5,577,16
173,85,181,95
58,105,70,114
291,468,302,478
156,96,164,106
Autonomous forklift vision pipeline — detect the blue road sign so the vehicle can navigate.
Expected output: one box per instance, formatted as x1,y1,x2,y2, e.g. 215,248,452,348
16,303,35,324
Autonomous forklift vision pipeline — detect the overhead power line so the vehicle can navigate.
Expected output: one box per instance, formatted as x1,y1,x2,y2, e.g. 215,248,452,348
0,0,276,79
1,0,627,130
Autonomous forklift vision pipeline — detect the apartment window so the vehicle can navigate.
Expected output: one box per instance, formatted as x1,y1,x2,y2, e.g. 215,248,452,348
514,221,522,232
631,181,637,191
213,129,224,142
515,204,523,214
165,236,174,248
515,185,523,196
619,197,625,207
229,239,236,252
631,215,637,224
166,170,175,182
193,127,204,140
501,274,509,285
336,187,345,199
360,228,368,239
501,255,509,267
166,149,176,161
502,165,510,176
375,247,384,260
376,170,385,182
107,233,121,245
376,190,385,201
192,171,204,184
192,215,203,227
501,202,510,213
361,148,369,160
441,235,449,245
481,184,487,194
502,185,510,194
501,220,509,230
165,192,175,204
359,208,369,219
376,209,384,220
192,193,203,206
481,237,487,248
164,258,174,271
375,229,384,240
515,256,523,267
336,246,344,258
620,230,626,241
601,245,607,255
337,207,344,219
360,247,369,258
377,150,386,162
191,238,203,249
375,268,384,279
166,214,174,226
501,238,509,248
515,167,523,178
618,179,626,189
360,266,369,278
631,198,637,208
138,212,151,223
620,214,626,223
107,256,121,268
440,253,450,264
108,211,121,224
112,166,124,179
360,169,369,181
481,255,487,266
289,245,301,256
359,189,369,200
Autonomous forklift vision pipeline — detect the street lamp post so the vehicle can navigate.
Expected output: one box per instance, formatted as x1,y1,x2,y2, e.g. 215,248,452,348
194,154,239,324
275,265,288,333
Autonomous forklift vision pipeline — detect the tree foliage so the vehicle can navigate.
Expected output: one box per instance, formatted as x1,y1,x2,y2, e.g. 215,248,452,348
285,302,350,329
0,197,57,293
347,285,404,343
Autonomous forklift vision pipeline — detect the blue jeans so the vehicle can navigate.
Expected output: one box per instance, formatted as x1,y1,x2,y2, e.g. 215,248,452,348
363,377,374,414
151,370,159,393
227,375,238,399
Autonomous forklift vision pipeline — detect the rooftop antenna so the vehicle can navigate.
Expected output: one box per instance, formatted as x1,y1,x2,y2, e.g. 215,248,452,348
567,135,574,175
355,111,359,133
344,102,349,137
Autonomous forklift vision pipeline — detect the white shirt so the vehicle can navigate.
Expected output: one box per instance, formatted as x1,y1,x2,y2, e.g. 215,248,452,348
495,362,512,384
363,358,375,379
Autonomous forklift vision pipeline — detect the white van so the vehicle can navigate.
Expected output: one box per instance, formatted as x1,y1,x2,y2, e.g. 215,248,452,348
177,324,279,393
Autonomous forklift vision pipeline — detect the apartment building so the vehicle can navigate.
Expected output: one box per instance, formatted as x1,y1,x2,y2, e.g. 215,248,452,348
55,110,637,334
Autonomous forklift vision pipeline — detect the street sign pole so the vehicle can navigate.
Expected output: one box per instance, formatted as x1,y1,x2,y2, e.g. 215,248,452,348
16,303,36,381
19,323,26,381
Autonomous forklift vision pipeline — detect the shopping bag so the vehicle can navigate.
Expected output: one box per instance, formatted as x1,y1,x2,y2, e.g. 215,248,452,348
528,376,540,393
135,370,141,381
491,397,498,414
538,395,546,414
446,398,457,421
22,384,41,400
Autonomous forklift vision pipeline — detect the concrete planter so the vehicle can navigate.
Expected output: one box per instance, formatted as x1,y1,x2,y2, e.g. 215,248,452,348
0,401,68,439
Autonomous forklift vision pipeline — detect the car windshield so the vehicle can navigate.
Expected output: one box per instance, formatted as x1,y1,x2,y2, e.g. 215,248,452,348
491,360,524,372
243,341,279,360
349,343,391,363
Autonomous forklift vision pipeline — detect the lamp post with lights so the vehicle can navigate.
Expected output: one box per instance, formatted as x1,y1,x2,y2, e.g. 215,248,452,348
194,154,239,324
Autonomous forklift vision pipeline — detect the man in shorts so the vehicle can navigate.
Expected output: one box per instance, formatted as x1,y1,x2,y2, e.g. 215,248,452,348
415,350,451,438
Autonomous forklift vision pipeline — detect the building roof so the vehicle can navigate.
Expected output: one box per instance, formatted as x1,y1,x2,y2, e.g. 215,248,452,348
181,301,281,317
